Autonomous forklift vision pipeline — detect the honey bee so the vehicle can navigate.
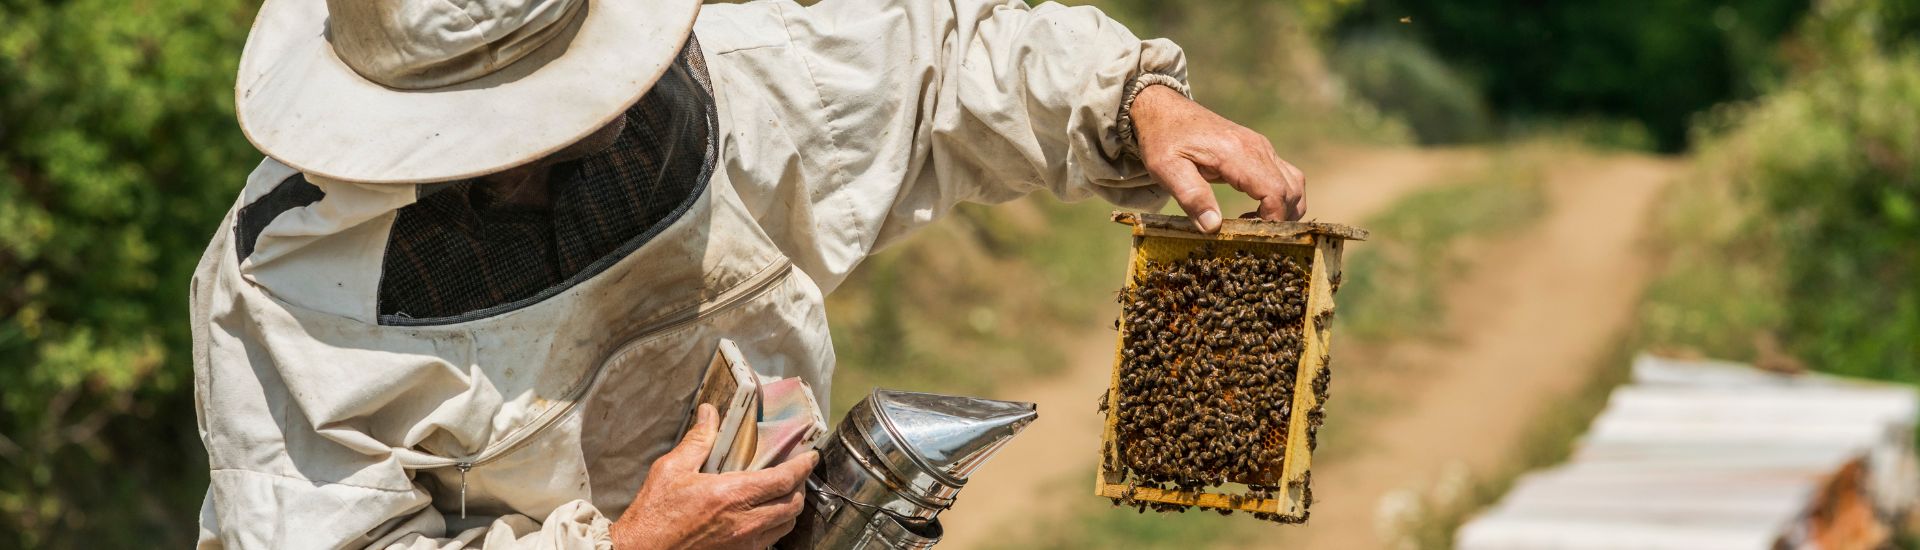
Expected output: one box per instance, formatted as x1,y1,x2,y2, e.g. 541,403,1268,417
1110,242,1324,518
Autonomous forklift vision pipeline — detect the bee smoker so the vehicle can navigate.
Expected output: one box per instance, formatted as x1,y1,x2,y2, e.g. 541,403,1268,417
776,389,1038,549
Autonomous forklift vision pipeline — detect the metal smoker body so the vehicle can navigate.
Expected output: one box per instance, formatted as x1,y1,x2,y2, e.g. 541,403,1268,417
779,389,1037,549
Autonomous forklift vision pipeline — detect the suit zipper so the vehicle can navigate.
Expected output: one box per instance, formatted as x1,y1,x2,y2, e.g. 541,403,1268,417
456,462,472,518
440,260,794,514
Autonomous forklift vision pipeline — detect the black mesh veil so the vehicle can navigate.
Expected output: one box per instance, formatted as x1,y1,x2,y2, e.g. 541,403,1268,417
372,36,717,325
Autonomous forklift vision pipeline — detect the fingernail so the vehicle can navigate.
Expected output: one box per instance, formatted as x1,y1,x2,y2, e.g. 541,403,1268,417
1197,210,1222,233
699,403,716,424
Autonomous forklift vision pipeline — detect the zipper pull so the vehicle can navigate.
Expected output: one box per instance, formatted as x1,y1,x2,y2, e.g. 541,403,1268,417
456,462,473,519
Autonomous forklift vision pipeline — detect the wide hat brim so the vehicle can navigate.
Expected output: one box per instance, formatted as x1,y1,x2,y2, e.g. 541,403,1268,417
236,0,701,184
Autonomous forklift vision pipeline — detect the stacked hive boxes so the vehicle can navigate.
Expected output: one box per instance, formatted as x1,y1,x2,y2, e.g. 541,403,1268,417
1457,355,1919,549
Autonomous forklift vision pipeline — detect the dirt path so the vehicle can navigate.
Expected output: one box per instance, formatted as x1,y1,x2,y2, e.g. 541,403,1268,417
935,146,1494,549
1275,150,1680,549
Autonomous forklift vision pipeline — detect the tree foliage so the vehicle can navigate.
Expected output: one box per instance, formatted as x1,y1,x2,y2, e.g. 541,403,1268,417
1330,32,1491,144
1338,0,1811,150
0,0,260,546
1709,0,1920,383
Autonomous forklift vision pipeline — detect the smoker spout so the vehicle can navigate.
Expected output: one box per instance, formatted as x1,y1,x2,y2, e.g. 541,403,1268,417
871,390,1038,485
779,389,1039,549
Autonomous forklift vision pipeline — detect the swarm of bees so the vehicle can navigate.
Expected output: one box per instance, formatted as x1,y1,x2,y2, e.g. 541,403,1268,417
1102,243,1330,522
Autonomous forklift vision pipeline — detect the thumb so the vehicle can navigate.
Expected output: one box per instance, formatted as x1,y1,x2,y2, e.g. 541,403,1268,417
1150,156,1223,233
659,403,719,472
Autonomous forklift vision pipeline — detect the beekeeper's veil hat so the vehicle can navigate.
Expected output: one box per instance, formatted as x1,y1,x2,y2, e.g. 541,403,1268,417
235,0,700,184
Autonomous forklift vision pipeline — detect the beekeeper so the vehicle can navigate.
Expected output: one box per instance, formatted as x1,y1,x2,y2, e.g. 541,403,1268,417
190,0,1307,547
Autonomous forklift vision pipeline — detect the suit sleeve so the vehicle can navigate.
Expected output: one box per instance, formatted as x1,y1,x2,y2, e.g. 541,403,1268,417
703,0,1189,293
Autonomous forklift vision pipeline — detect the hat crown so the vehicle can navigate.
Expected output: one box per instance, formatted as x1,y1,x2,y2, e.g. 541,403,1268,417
325,0,585,89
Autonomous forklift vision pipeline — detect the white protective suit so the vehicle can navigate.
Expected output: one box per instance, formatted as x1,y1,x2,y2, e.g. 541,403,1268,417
191,0,1185,547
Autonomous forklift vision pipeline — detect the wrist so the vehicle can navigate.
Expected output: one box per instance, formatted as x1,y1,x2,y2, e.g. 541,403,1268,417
1130,85,1185,128
1118,73,1191,158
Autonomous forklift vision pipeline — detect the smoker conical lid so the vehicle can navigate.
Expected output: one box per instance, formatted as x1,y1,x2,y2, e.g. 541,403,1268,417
867,389,1038,485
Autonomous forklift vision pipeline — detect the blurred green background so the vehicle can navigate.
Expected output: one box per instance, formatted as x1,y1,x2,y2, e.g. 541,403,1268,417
3,0,1917,547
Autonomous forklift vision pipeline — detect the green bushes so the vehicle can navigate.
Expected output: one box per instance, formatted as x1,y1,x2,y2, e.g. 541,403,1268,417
1625,0,1920,383
1631,159,1788,363
1709,48,1920,381
1330,33,1491,145
0,0,259,546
